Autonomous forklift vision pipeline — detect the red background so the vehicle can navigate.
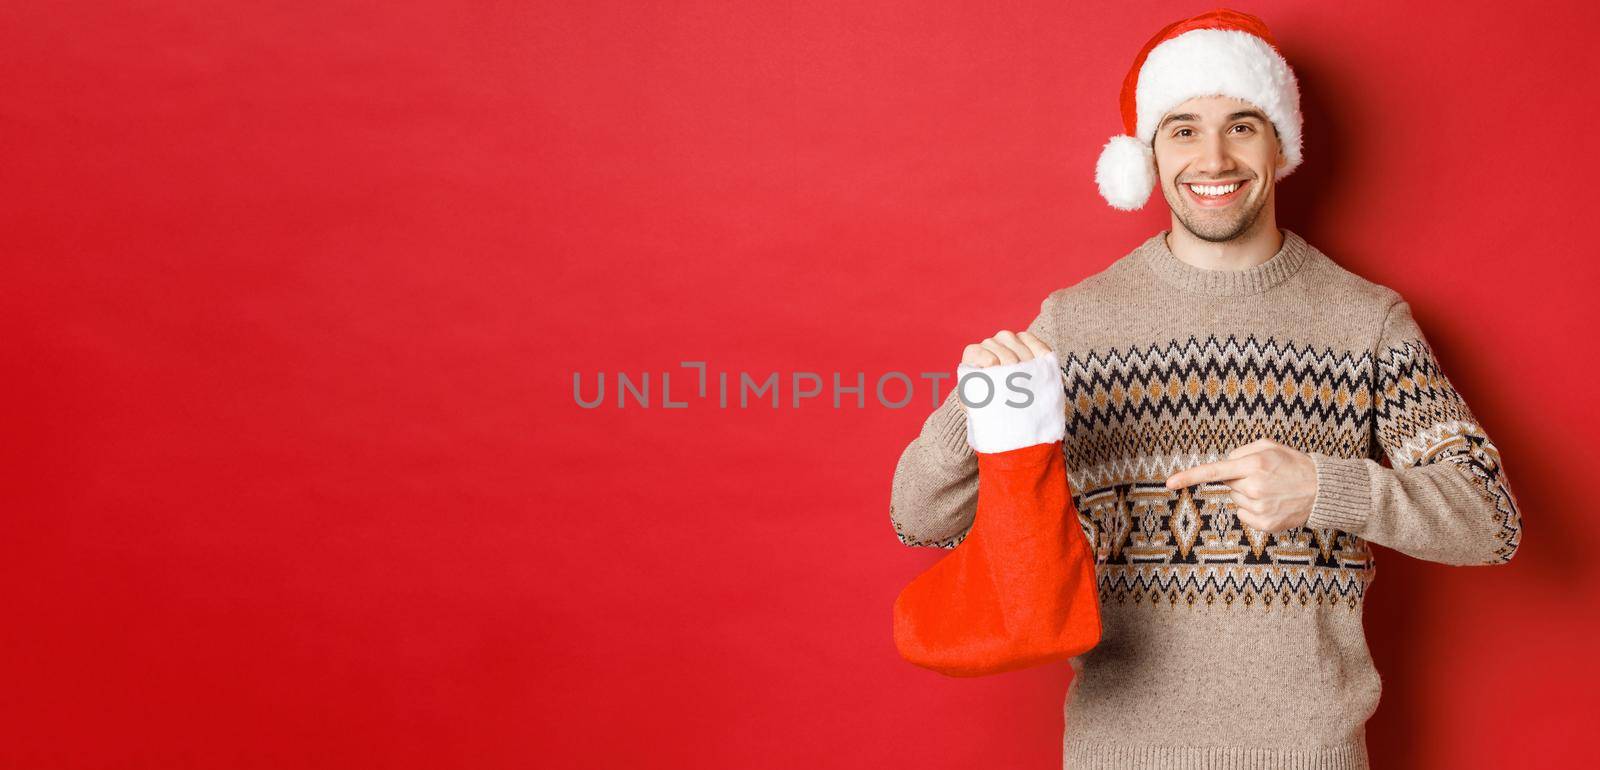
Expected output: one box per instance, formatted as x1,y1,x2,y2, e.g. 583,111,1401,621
4,2,1595,767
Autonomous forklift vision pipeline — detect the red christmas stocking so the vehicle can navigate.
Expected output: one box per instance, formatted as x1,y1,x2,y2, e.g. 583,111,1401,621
893,352,1102,677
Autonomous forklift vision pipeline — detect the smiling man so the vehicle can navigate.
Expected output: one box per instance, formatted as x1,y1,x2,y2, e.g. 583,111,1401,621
888,8,1524,769
1155,98,1279,243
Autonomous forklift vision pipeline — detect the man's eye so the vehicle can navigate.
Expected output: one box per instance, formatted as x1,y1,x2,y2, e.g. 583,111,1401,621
1175,128,1193,138
1231,124,1254,134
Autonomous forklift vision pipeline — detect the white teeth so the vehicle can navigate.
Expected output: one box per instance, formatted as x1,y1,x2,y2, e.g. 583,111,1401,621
1189,182,1241,197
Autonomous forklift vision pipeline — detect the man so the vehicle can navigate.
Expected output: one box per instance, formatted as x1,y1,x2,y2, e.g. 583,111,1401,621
888,9,1524,769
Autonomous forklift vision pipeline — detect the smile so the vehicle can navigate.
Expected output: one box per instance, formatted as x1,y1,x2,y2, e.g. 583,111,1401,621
1184,179,1249,207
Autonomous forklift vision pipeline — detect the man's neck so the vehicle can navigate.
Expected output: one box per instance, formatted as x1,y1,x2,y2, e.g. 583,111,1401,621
1164,218,1284,271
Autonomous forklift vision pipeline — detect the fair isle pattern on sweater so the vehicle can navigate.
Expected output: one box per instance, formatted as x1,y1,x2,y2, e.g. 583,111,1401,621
1057,333,1379,610
890,317,1523,577
1376,339,1522,562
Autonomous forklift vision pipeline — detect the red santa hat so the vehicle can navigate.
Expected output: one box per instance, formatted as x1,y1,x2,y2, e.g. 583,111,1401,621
1094,8,1303,211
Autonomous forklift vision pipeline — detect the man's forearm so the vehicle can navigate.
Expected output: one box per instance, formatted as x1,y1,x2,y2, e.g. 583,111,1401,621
1307,440,1522,566
1303,304,1525,566
889,388,980,548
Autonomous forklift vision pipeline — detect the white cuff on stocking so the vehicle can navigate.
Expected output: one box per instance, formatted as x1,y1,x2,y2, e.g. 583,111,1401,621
956,352,1067,454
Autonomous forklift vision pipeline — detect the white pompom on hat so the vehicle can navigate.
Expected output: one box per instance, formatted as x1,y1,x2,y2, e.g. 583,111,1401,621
1095,8,1303,211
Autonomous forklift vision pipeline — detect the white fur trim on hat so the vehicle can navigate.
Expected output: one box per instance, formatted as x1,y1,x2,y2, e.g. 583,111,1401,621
1094,135,1156,211
1134,28,1303,180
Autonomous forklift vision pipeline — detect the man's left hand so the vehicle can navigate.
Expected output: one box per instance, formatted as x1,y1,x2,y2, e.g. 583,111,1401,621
1163,438,1317,534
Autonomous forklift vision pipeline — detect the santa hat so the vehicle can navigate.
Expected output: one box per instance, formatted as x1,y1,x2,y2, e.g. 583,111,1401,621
1094,8,1303,211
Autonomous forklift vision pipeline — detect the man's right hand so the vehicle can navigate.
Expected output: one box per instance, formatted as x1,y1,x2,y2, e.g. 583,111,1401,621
963,329,1053,366
959,330,1053,412
954,330,1066,451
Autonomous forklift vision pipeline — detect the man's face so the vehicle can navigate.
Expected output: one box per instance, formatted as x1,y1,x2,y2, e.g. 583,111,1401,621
1151,95,1286,243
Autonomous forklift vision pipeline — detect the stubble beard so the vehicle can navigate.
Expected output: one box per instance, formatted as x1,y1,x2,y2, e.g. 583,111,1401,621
1163,178,1270,244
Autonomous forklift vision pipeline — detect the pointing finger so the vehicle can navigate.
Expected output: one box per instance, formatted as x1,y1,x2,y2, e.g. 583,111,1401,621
1165,456,1258,488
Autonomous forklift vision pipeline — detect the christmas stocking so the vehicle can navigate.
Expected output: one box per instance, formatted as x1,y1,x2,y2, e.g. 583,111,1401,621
893,352,1102,677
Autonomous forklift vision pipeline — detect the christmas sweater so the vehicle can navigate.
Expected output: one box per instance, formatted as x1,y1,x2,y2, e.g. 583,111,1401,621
888,228,1524,769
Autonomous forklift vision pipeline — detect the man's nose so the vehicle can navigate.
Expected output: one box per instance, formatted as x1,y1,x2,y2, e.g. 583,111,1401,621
1195,133,1236,174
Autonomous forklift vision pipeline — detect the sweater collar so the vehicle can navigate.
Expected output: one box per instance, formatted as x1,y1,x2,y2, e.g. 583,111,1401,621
1138,228,1311,296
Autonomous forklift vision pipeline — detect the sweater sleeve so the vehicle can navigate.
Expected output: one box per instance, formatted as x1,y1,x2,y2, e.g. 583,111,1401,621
889,293,1060,548
1304,300,1524,565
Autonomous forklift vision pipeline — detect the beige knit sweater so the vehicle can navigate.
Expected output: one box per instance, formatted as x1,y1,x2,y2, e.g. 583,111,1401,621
889,228,1523,769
